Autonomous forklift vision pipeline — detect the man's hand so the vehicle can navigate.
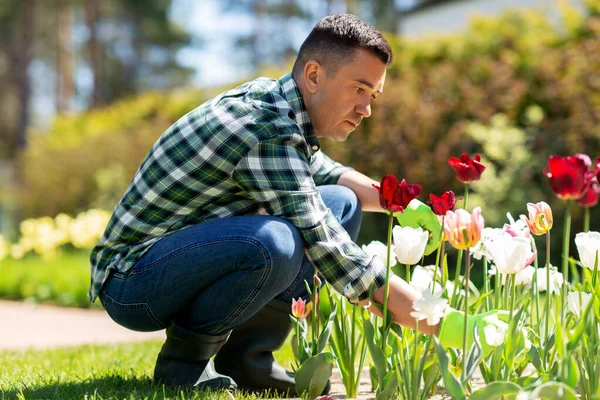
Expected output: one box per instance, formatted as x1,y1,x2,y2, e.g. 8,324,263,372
395,199,442,255
438,308,528,357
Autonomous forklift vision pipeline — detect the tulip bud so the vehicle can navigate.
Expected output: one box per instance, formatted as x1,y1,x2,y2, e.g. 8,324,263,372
448,154,486,184
443,207,485,250
520,202,553,236
313,274,322,288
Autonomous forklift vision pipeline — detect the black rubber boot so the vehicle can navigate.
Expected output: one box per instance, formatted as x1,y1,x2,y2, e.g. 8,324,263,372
214,299,330,396
154,321,237,389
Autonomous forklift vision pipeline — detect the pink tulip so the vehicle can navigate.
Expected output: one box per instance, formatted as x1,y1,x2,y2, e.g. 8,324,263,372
443,207,485,250
291,298,306,319
520,201,553,236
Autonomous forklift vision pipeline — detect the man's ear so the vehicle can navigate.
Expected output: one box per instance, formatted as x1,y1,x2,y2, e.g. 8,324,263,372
304,60,322,94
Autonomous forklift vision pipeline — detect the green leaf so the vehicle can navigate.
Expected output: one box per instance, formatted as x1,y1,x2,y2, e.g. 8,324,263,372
469,381,522,400
376,368,399,400
470,290,493,313
530,381,578,400
294,352,334,400
317,307,336,353
565,357,580,389
370,364,379,391
433,337,466,400
528,344,542,371
464,327,483,382
364,317,387,385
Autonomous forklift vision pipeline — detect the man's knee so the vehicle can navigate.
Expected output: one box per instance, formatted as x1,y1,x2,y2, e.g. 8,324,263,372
254,217,304,287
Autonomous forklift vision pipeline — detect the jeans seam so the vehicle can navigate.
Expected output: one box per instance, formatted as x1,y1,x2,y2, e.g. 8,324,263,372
101,292,166,329
210,240,272,334
130,236,267,275
278,257,312,299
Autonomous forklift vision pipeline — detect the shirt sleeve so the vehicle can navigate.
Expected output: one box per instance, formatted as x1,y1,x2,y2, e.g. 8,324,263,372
309,150,354,186
232,134,385,303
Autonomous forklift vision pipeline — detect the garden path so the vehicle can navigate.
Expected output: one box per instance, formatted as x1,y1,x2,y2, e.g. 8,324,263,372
0,299,165,350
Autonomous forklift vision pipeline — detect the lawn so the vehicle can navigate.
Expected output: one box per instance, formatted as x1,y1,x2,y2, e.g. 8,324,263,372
0,340,297,400
0,252,309,399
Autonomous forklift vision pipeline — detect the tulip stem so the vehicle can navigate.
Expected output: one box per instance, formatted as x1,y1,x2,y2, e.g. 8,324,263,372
561,201,572,327
544,230,551,351
463,184,469,210
451,249,464,307
509,273,516,323
413,319,419,400
483,256,490,312
433,219,445,295
296,320,303,364
583,207,590,233
462,249,471,383
530,238,540,328
381,213,394,356
495,267,501,310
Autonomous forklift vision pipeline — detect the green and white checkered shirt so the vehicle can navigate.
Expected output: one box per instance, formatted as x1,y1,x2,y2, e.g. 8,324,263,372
89,73,385,304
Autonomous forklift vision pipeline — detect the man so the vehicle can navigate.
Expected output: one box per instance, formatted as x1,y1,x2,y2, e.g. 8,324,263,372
89,13,512,395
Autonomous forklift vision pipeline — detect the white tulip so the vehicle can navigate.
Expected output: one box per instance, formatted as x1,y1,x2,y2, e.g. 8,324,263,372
486,232,536,275
535,265,563,294
575,231,600,271
484,324,506,347
410,291,448,326
392,225,428,265
362,240,397,267
567,291,592,318
471,227,504,261
410,265,443,295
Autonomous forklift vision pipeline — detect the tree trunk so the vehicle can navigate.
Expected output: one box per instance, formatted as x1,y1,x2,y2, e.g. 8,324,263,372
14,0,35,151
372,0,400,33
57,0,74,113
85,0,104,108
251,0,267,74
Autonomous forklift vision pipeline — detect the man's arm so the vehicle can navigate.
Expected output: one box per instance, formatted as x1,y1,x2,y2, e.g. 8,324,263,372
337,169,385,213
354,275,439,336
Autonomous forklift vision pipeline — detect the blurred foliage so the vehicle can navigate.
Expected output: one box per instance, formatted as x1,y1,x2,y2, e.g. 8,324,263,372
14,1,600,261
17,89,208,217
0,251,97,308
322,2,600,250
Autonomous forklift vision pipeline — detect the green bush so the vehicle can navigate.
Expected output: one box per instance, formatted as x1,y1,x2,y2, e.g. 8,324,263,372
0,251,96,308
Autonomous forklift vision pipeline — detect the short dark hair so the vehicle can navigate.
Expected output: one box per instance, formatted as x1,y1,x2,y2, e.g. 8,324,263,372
292,14,393,78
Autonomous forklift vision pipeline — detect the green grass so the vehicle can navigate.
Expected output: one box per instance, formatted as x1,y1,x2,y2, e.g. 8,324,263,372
0,340,297,400
0,252,95,308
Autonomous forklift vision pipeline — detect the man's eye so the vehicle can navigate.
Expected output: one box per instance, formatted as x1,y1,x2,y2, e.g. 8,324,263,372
355,87,364,94
371,94,378,101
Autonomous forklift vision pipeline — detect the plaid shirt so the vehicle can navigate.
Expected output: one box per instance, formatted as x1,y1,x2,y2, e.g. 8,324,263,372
89,73,386,303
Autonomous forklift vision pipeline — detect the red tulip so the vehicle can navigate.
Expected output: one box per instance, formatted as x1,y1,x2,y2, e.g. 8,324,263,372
543,154,596,200
448,154,486,184
372,175,421,214
427,191,457,215
577,179,600,207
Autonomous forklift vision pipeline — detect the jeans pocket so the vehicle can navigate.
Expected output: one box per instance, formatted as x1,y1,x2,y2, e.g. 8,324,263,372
100,293,165,332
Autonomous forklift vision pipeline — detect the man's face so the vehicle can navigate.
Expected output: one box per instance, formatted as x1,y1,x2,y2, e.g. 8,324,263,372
307,48,387,141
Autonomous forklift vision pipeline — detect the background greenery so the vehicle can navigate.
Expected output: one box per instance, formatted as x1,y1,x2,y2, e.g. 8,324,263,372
10,1,600,272
0,1,599,303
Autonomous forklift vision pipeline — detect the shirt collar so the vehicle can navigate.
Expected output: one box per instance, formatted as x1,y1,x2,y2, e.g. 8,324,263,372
279,73,321,154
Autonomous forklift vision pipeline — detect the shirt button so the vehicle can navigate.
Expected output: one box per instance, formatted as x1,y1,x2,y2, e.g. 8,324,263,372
311,145,319,151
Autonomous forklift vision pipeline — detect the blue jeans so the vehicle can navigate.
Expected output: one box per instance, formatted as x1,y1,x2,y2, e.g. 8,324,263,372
99,185,362,335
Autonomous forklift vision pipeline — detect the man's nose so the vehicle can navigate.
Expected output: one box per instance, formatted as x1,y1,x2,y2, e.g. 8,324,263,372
355,101,371,118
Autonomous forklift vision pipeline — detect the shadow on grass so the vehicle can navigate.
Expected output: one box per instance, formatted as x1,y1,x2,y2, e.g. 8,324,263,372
0,375,297,400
